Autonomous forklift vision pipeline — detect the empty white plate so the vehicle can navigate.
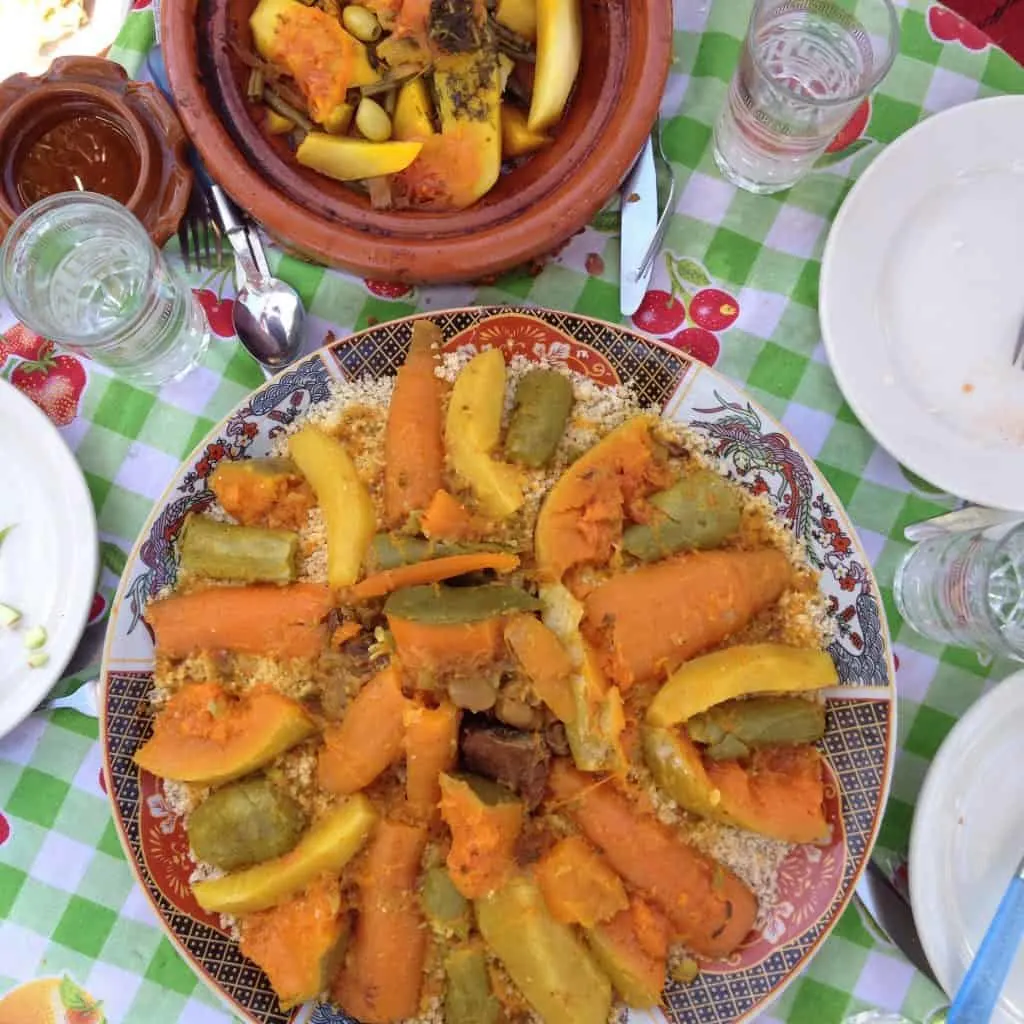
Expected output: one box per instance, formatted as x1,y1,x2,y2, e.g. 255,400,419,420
909,670,1024,1023
0,378,97,739
820,96,1024,510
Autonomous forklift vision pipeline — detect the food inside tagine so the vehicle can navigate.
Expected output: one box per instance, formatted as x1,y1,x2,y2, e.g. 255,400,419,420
136,321,839,1023
240,0,581,210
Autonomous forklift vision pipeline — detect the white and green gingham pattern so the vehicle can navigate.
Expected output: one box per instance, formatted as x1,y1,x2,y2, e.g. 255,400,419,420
2,0,1022,1019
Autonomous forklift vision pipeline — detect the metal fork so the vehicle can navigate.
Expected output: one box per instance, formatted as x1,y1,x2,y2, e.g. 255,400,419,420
1013,319,1024,369
637,119,678,279
177,184,224,272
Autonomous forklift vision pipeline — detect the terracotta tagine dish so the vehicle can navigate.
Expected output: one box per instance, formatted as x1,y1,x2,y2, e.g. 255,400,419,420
0,56,192,247
161,0,672,283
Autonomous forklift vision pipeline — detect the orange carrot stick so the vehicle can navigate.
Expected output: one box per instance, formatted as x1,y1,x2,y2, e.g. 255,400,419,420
318,666,410,794
384,321,445,527
145,583,332,659
404,702,460,819
420,488,478,541
348,551,520,601
504,614,576,723
389,615,504,676
548,760,756,958
334,820,429,1022
581,548,791,688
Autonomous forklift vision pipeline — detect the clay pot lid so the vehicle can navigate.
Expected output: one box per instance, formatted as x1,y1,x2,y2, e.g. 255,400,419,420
0,56,192,247
163,0,672,284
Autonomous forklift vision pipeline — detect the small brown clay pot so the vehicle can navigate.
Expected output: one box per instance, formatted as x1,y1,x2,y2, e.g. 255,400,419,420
163,0,672,284
0,56,192,247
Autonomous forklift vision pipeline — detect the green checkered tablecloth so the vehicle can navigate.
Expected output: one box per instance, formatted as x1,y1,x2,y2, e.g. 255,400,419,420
2,0,1023,1020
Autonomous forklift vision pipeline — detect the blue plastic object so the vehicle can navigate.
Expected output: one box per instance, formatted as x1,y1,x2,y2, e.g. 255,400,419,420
947,856,1024,1024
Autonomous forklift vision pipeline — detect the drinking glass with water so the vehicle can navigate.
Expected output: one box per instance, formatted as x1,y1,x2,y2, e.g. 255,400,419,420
895,521,1024,661
0,192,210,388
714,0,899,194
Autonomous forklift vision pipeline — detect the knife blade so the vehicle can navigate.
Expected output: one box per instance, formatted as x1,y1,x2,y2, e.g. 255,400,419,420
619,138,658,318
857,858,941,989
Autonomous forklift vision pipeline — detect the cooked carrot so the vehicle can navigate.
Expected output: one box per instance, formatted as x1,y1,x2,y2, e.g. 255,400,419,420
504,615,576,723
318,666,410,794
581,548,791,689
330,621,362,649
384,321,445,527
404,702,460,819
420,488,478,540
348,551,520,601
334,820,429,1022
548,761,757,958
439,774,523,899
535,835,629,927
145,583,332,659
389,615,504,676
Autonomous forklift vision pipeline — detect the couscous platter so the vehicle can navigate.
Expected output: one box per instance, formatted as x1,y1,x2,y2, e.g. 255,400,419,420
99,307,895,1024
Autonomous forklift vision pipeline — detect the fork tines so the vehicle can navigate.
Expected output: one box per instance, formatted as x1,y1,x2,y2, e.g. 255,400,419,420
177,188,224,272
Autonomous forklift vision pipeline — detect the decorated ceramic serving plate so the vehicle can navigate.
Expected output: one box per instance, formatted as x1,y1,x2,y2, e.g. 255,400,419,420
99,307,896,1024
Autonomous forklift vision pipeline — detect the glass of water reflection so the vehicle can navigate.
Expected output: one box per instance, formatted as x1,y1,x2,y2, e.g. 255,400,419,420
0,192,210,389
713,0,900,194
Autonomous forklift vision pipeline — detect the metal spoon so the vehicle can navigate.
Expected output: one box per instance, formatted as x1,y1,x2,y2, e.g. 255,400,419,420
209,184,305,372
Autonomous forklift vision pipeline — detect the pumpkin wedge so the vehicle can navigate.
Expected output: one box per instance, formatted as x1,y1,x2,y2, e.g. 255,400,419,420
133,683,316,785
642,725,829,844
534,416,669,580
238,877,351,1010
193,795,378,914
394,48,504,211
251,0,380,122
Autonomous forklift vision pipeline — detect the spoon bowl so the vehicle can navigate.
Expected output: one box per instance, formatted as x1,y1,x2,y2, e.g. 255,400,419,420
232,276,304,371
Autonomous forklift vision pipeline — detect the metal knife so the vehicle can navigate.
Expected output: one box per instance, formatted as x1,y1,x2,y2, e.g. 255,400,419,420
904,505,1023,543
619,138,658,318
857,858,941,989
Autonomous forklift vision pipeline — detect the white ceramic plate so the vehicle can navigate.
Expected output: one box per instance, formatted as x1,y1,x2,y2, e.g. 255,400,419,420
0,379,98,739
820,96,1024,510
0,0,134,81
909,670,1024,1023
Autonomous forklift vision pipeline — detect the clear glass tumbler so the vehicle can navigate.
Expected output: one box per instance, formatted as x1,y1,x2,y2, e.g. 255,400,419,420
894,521,1024,660
713,0,900,194
0,192,210,388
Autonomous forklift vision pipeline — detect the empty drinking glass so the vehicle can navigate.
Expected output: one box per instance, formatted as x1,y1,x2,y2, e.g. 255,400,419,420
713,0,900,194
894,521,1024,660
0,191,210,388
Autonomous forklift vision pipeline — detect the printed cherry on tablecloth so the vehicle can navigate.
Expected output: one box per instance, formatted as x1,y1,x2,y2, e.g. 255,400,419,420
0,326,87,428
194,290,237,339
632,254,742,367
928,4,990,50
0,811,9,847
365,279,414,299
